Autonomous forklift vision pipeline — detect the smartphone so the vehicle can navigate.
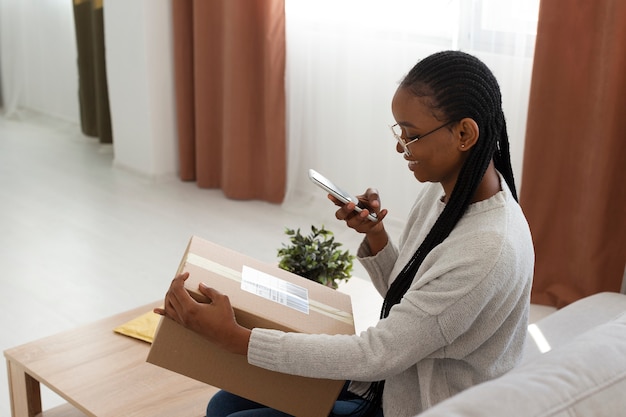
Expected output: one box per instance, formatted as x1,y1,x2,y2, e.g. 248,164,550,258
308,169,378,222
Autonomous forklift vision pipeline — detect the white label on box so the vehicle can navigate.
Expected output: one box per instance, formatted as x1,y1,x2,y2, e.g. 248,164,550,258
241,266,309,314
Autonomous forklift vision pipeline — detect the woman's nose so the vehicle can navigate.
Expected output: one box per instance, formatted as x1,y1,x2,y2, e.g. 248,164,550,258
396,141,409,155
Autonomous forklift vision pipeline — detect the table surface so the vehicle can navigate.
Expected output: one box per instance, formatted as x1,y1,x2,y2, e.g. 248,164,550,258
4,302,217,417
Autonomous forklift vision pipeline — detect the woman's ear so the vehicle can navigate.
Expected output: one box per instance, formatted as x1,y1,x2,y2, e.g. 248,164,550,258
457,118,479,151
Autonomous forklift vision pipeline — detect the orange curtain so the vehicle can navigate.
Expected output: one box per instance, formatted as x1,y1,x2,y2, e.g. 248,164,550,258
520,0,626,308
172,0,286,203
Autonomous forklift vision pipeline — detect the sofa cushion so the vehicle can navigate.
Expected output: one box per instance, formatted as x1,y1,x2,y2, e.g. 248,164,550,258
524,292,626,362
418,311,626,417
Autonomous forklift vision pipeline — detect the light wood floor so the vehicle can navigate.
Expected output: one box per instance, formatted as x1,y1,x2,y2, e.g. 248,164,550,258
0,112,555,416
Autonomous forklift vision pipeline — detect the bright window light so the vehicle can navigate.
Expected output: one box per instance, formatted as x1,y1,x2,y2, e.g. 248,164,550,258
481,0,540,34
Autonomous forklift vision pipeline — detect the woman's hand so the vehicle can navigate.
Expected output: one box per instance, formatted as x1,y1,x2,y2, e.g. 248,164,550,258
330,188,389,255
330,188,387,232
154,272,251,355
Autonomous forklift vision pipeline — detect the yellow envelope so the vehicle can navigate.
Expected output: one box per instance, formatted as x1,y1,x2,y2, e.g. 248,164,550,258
114,310,161,343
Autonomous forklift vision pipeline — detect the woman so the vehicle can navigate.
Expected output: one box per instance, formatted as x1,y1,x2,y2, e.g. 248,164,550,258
155,50,534,417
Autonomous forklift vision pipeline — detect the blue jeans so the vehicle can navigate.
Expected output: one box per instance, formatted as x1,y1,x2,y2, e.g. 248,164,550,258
206,383,383,417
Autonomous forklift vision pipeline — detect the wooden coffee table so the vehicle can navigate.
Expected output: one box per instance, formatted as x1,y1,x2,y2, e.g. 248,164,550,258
4,302,217,417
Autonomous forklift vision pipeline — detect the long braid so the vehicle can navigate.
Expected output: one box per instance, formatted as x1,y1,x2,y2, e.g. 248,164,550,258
493,120,518,201
357,51,517,417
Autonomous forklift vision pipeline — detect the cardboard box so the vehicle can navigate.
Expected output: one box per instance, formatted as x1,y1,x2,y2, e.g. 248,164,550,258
147,236,355,417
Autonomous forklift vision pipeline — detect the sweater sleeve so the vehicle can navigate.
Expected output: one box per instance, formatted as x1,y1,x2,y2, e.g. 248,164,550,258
247,297,446,382
356,233,399,297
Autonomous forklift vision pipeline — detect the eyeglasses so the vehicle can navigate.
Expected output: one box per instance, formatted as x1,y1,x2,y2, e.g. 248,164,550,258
390,121,454,156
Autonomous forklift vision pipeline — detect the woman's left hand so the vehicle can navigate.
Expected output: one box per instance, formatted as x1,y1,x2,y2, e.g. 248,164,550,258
154,272,251,355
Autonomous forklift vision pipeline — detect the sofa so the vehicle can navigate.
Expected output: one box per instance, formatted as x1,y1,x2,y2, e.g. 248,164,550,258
419,292,626,417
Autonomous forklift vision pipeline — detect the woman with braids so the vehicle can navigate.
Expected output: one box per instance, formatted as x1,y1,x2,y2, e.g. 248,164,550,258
156,50,534,417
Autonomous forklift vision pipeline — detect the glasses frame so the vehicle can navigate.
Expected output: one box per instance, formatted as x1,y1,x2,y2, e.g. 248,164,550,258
390,121,455,156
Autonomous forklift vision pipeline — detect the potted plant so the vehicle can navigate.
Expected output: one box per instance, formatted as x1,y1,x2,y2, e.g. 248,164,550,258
277,225,354,289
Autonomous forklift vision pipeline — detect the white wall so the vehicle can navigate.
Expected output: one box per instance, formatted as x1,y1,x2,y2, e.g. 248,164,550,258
0,0,79,121
103,0,178,179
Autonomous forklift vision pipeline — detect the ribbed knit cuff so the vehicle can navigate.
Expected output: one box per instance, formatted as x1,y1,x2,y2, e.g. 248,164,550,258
247,328,285,371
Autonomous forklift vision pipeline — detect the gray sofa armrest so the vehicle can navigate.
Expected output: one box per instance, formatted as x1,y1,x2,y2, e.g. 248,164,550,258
524,292,626,362
418,310,626,417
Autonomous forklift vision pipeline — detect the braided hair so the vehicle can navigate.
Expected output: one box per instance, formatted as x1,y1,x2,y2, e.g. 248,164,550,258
357,51,518,416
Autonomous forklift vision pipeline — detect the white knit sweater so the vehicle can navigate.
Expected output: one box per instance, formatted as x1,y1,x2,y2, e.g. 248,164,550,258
248,177,534,417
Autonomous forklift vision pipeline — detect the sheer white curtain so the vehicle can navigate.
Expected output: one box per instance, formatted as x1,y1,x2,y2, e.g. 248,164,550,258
284,0,538,227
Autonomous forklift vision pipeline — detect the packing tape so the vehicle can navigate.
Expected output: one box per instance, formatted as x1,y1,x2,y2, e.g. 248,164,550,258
184,252,354,325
